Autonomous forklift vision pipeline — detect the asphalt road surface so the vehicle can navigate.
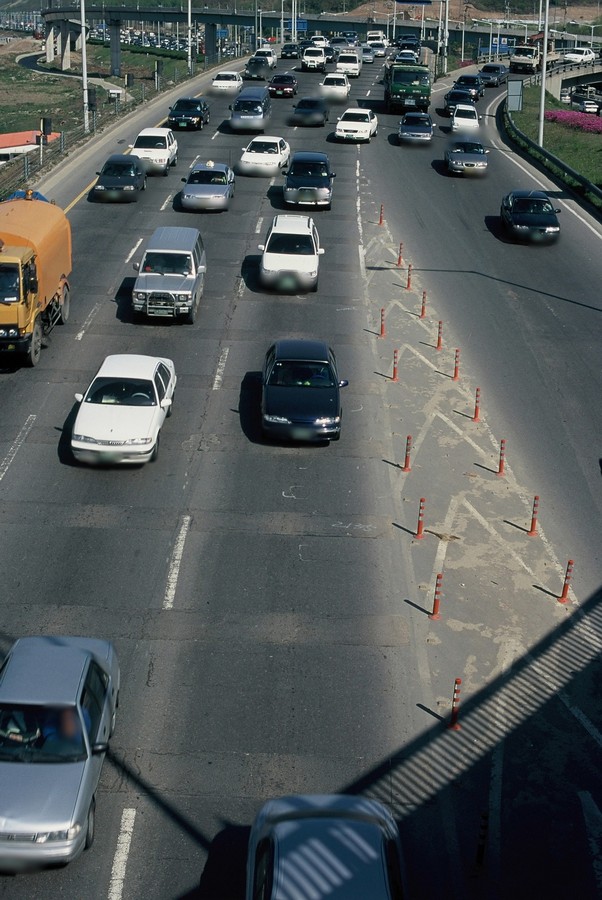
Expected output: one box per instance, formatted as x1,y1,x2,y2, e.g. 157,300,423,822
0,53,601,900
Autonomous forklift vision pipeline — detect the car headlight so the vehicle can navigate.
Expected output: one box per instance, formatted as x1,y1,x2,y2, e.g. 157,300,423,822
315,416,340,425
135,292,146,300
176,293,189,302
263,414,291,424
0,327,19,338
125,437,153,445
36,824,81,843
545,227,559,233
72,434,97,444
94,185,106,191
123,185,135,191
514,224,529,230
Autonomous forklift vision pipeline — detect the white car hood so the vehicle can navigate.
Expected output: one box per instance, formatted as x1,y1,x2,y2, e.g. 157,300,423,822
337,119,370,132
74,404,157,442
262,252,318,274
242,151,282,165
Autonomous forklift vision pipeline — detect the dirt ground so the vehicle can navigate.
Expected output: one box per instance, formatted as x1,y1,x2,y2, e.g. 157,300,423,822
350,0,601,25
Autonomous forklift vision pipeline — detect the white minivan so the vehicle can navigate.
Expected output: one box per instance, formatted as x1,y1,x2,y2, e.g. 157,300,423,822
337,51,362,77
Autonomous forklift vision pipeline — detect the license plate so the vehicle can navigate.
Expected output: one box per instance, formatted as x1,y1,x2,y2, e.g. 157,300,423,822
282,276,297,290
276,90,283,95
406,98,416,105
178,122,187,127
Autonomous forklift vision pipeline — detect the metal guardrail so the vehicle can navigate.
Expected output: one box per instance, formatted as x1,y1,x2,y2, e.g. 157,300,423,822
0,51,237,200
503,102,602,209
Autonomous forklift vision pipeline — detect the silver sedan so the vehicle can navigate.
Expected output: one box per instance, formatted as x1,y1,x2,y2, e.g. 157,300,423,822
180,161,235,211
0,636,119,871
398,112,436,144
445,140,489,175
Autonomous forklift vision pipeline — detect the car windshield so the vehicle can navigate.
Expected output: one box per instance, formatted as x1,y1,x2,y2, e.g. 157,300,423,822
268,360,335,387
403,115,430,125
247,141,279,154
140,251,193,274
325,78,345,85
215,73,237,80
458,77,477,85
341,112,369,122
0,704,88,762
481,65,500,73
134,135,167,149
265,233,315,255
0,263,20,301
513,198,554,214
188,170,227,185
102,162,136,177
456,108,477,119
297,99,320,109
452,142,485,153
85,377,157,406
235,101,263,113
517,47,535,57
391,70,429,85
289,161,329,177
173,100,200,111
272,77,293,84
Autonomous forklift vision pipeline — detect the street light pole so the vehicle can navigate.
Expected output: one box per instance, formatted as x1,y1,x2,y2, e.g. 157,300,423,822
537,0,550,146
80,0,90,133
443,0,449,74
187,0,192,74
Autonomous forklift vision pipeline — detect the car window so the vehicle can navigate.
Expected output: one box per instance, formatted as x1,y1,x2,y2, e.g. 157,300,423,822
141,252,192,275
85,377,157,406
248,141,279,154
157,363,172,391
268,360,335,387
134,136,167,149
154,371,167,401
0,704,88,762
81,662,108,741
265,233,315,255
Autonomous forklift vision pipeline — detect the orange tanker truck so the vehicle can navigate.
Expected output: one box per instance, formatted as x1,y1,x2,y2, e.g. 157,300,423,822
0,191,72,367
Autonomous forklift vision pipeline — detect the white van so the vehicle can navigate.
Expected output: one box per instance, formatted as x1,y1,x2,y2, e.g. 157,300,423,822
337,51,362,77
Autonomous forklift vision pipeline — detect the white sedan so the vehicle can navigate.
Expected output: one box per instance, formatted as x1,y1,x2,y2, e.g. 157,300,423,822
210,70,243,93
319,73,351,101
335,108,378,142
238,136,291,176
71,354,176,465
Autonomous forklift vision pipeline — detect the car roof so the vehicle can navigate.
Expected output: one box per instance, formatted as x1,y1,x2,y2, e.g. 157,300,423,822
190,161,229,173
270,214,314,235
136,127,173,137
104,153,137,164
172,96,200,103
0,636,111,705
289,150,329,162
214,70,239,76
454,103,478,112
509,190,549,200
249,135,283,143
297,96,325,104
341,107,369,114
144,225,201,253
273,339,331,361
95,353,172,380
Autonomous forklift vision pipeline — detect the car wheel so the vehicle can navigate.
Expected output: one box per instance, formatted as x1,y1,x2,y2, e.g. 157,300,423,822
186,303,196,325
163,166,169,177
59,285,70,324
166,392,174,417
85,799,96,850
142,177,147,191
172,155,178,167
151,433,160,462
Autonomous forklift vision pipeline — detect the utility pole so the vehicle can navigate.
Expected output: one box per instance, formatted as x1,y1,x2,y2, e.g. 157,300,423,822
81,0,90,133
537,0,550,146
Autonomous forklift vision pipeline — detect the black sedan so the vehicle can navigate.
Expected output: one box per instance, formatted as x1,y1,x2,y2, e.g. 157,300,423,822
443,88,474,115
280,43,299,58
453,74,484,100
500,190,561,243
93,154,146,202
291,97,329,126
268,73,298,98
167,96,210,130
261,339,348,442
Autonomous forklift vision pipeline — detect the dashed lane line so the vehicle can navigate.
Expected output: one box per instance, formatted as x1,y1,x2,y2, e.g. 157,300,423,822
212,347,230,390
0,415,36,483
125,237,143,264
107,808,136,900
75,301,102,341
163,514,192,610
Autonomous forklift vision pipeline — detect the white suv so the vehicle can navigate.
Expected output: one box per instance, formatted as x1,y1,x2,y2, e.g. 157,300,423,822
130,127,178,176
302,47,327,72
258,215,325,292
253,48,277,68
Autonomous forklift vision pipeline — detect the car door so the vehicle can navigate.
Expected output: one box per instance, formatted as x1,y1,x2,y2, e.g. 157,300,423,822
79,661,112,800
278,139,289,166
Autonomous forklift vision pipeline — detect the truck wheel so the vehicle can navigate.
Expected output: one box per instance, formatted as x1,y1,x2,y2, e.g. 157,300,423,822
59,286,70,324
26,317,43,367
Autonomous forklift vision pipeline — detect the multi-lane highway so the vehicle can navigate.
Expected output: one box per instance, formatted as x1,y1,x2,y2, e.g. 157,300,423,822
0,51,601,900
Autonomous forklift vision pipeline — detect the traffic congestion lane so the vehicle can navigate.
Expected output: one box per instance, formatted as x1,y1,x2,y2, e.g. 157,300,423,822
0,57,438,900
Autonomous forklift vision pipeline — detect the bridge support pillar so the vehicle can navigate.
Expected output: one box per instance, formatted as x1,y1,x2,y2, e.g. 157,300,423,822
45,22,56,62
110,21,122,76
58,19,71,70
204,22,217,63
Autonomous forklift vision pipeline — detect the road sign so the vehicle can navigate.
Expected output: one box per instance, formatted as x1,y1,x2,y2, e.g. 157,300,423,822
216,28,228,38
285,19,308,31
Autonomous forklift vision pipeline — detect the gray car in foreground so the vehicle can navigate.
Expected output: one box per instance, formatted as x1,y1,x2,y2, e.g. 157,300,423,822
445,139,489,175
398,111,436,144
0,636,119,870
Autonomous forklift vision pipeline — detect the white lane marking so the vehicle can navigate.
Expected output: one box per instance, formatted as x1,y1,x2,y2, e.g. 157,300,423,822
578,792,602,895
211,130,220,140
212,347,230,390
366,89,371,97
107,808,136,900
0,415,36,483
125,238,142,264
255,216,264,235
160,192,174,212
163,515,192,610
75,301,102,341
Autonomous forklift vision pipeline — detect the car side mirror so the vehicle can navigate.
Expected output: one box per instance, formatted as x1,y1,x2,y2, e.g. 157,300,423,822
96,171,101,176
74,392,83,403
169,106,173,110
133,262,140,271
555,208,561,213
181,177,186,182
318,248,325,255
339,379,349,388
128,144,133,149
331,172,336,178
485,149,490,154
258,244,265,251
282,169,288,175
228,104,232,110
337,117,341,121
91,742,109,755
160,398,172,410
479,115,483,120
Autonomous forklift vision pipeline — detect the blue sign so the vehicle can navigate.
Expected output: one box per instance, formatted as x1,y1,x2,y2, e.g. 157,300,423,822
216,28,228,38
285,19,308,31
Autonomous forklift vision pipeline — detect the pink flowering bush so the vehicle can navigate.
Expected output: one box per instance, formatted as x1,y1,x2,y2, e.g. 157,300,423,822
544,109,602,134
